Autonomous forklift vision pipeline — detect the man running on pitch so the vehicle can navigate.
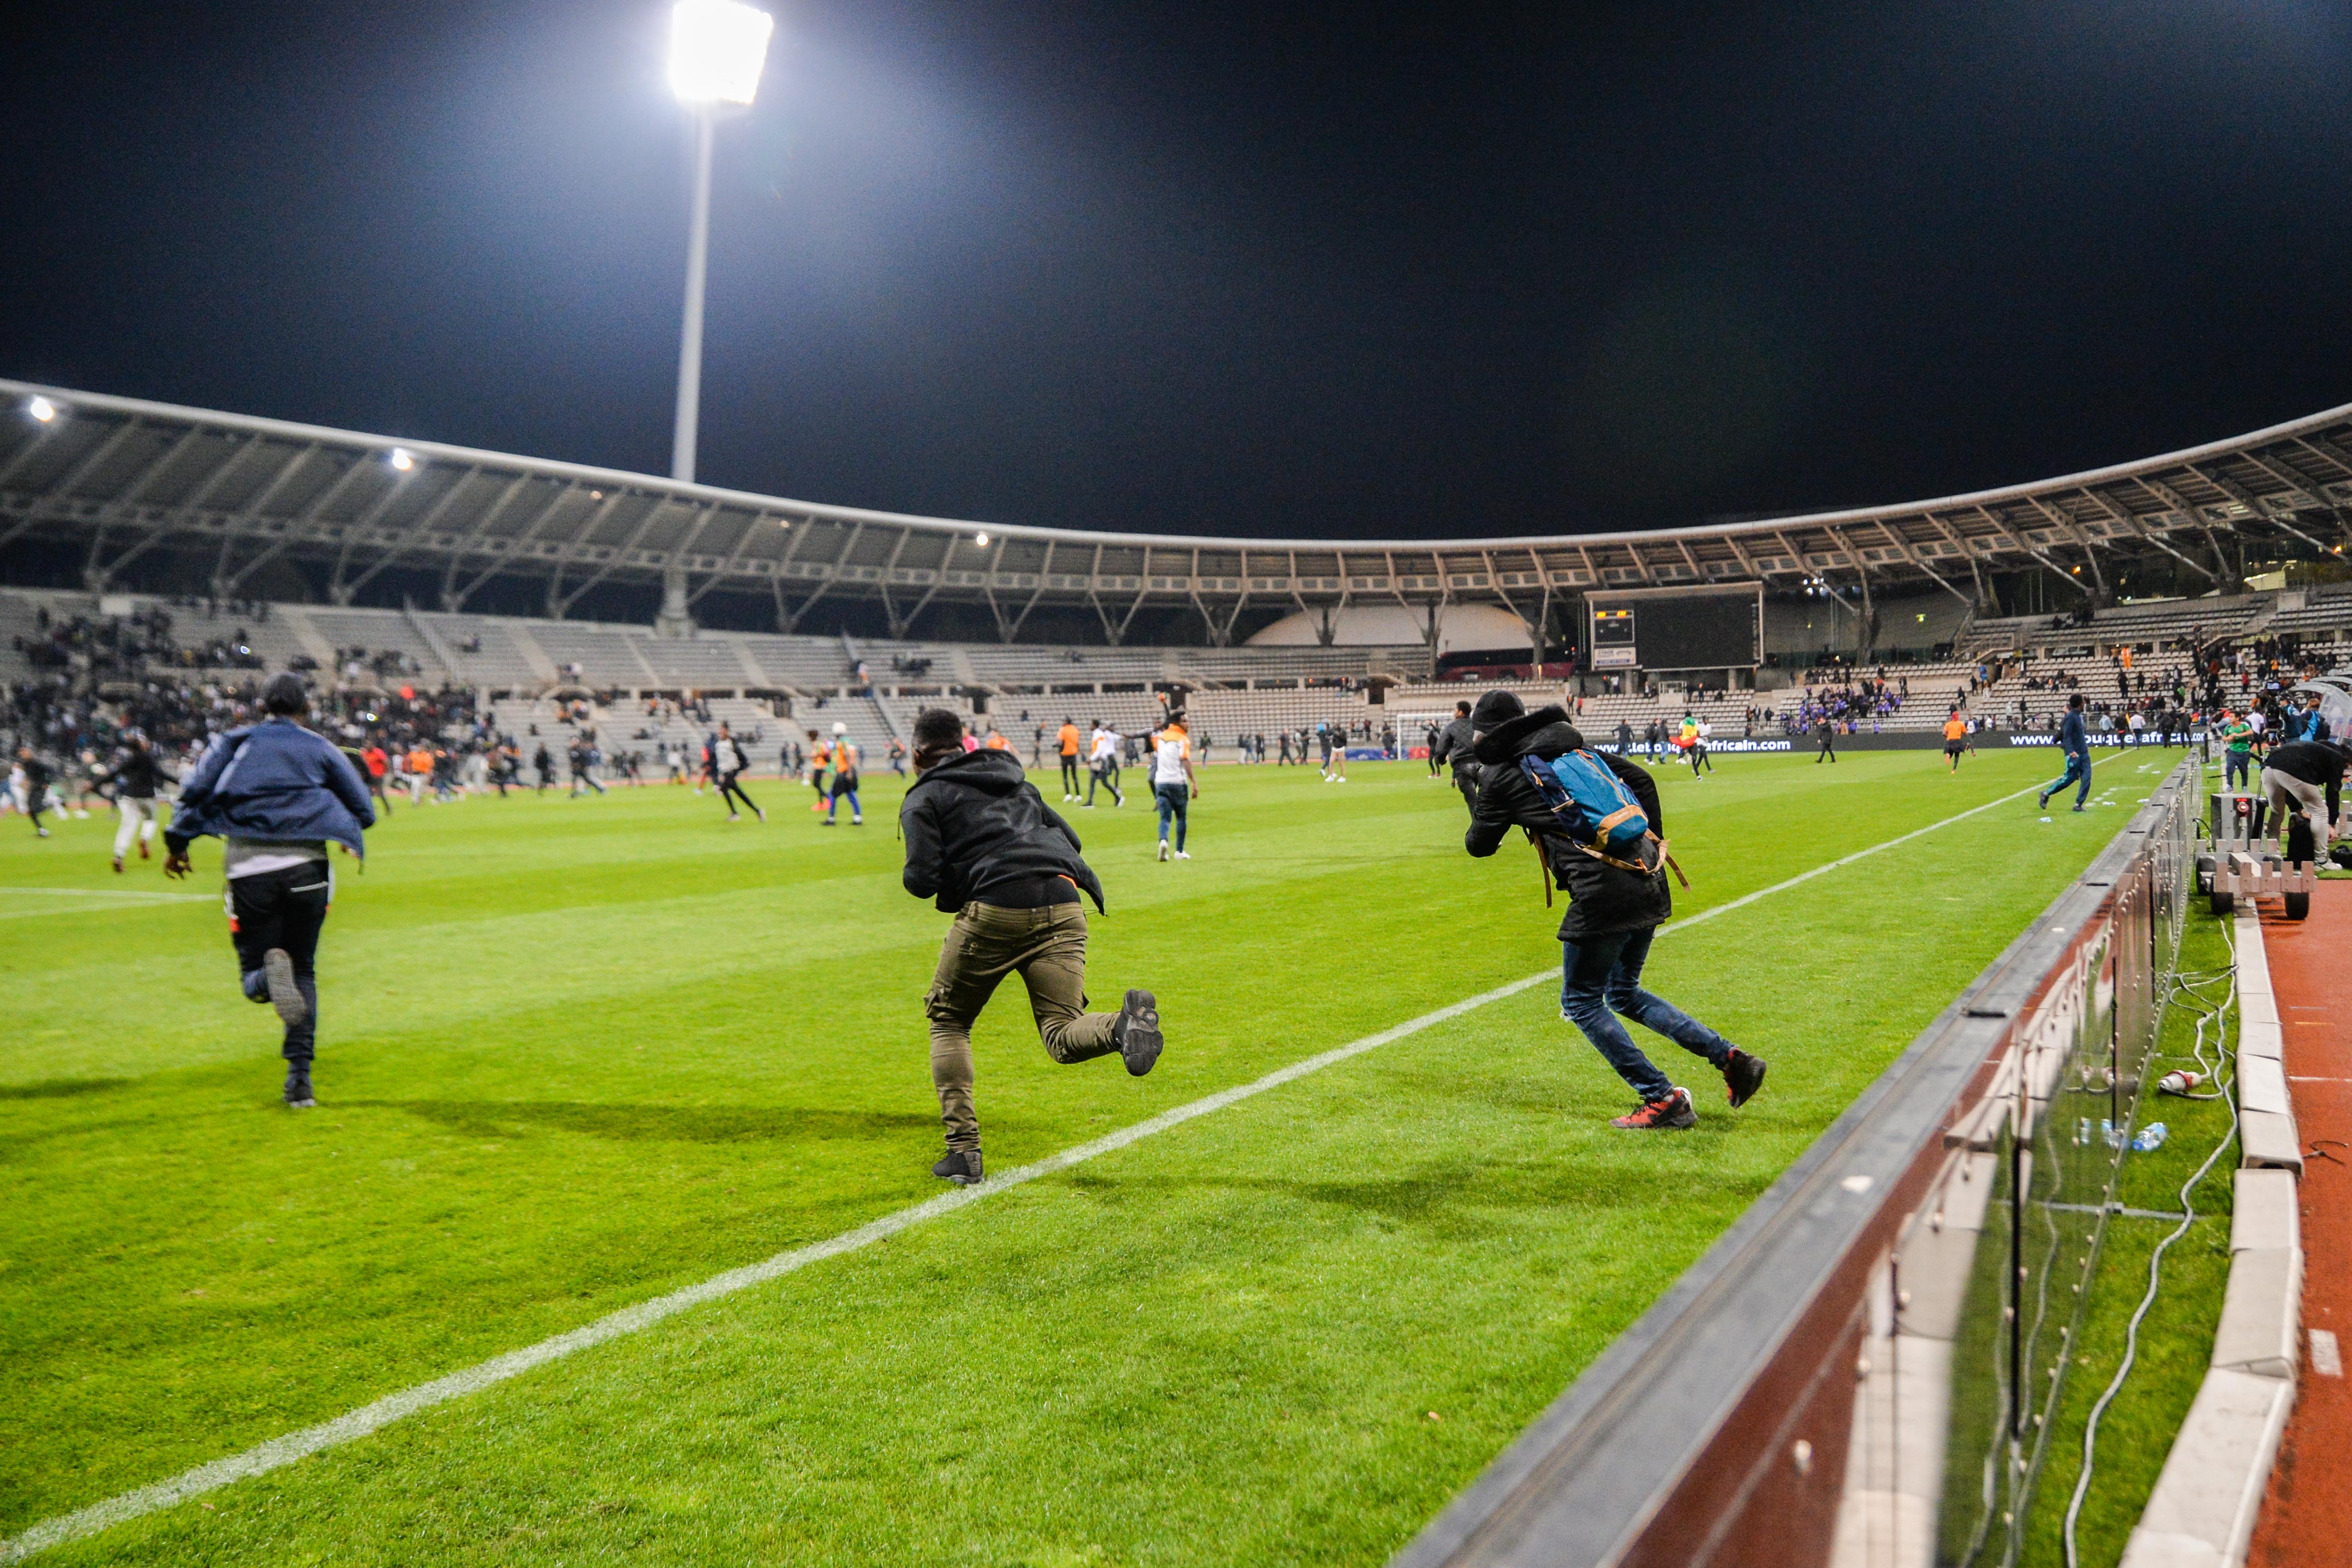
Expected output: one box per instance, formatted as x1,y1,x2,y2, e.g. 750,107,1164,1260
899,707,1164,1184
106,730,170,873
1058,718,1083,800
1430,700,1480,817
1151,711,1200,861
361,740,393,818
163,672,373,1109
2038,693,2093,812
14,745,54,838
1462,690,1765,1129
714,722,764,822
1084,722,1124,807
1943,709,1968,773
826,721,863,825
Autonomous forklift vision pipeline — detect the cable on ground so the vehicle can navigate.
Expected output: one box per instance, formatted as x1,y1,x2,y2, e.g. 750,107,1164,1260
2061,933,2241,1568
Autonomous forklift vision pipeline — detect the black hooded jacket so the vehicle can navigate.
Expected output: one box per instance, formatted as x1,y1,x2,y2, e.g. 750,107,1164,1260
900,747,1107,913
1466,705,1671,939
1431,715,1479,780
2263,739,2351,821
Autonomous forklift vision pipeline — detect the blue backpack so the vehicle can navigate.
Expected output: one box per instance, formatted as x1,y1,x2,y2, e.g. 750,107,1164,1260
1518,749,1664,879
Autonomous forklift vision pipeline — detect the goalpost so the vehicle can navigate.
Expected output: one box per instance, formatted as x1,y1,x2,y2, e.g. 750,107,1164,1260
1393,711,1457,770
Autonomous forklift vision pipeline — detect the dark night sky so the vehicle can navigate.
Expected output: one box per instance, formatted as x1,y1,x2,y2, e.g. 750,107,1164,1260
6,2,2352,541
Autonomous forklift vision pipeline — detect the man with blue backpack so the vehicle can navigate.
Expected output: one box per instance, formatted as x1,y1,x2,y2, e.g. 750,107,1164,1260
1462,690,1766,1130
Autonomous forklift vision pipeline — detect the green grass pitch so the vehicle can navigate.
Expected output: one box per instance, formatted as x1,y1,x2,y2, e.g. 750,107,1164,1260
0,744,2168,1564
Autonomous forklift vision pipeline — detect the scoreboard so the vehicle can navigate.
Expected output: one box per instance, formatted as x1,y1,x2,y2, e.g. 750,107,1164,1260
1585,585,1762,672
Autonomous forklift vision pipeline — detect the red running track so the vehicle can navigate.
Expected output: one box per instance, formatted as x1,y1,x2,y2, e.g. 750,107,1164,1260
2250,881,2352,1568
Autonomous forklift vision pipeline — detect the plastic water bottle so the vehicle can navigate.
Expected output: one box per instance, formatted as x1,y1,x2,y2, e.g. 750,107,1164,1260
2132,1123,2169,1152
2158,1070,2203,1096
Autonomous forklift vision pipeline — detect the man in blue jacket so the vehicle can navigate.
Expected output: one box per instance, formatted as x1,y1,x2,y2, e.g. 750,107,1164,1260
164,673,375,1108
2037,693,2094,813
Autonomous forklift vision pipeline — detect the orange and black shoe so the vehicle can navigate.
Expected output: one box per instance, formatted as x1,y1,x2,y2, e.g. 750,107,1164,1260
1611,1087,1697,1130
1721,1049,1767,1109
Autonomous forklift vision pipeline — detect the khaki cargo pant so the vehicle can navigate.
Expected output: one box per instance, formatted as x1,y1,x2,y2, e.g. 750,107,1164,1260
2260,767,2337,842
925,901,1120,1152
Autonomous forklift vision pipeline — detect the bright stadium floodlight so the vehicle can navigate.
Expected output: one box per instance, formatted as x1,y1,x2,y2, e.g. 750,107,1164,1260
665,0,775,488
27,396,58,423
669,0,773,106
388,447,415,472
975,532,991,548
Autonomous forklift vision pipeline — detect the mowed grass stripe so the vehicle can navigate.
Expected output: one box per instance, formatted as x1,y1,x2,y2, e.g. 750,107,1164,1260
0,755,2114,1526
0,757,2100,1563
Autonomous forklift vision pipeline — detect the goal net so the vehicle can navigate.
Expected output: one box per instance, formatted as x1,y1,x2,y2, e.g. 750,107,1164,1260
1393,712,1456,767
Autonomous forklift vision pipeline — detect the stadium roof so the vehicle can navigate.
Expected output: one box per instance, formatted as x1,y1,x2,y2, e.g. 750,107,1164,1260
5,376,2350,640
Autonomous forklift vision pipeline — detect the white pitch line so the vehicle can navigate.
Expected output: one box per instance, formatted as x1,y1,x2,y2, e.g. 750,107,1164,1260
0,887,212,900
0,889,213,922
0,766,2076,1563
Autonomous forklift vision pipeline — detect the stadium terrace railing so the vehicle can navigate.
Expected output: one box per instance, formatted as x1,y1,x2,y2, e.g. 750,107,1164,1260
1391,760,2198,1568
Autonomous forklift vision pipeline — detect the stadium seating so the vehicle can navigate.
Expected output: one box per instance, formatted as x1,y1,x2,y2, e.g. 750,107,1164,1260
7,580,2344,757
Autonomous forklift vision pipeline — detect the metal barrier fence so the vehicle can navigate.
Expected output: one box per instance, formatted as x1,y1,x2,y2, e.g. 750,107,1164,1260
1392,758,2199,1568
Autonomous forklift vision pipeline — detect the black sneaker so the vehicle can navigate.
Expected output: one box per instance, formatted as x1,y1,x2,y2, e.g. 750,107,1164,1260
1611,1087,1697,1129
1722,1048,1767,1109
263,948,309,1027
283,1064,316,1109
933,1150,982,1185
2037,791,2050,809
1114,989,1163,1077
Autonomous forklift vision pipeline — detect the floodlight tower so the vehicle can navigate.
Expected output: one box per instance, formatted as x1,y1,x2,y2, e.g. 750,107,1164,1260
667,0,774,486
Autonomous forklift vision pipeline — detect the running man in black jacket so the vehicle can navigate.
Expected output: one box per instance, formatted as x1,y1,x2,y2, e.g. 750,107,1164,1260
1462,691,1765,1129
14,746,53,838
106,731,170,872
900,708,1166,1184
1430,700,1480,818
713,723,763,821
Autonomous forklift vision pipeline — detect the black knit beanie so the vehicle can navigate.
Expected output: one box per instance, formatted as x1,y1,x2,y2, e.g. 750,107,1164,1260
1469,689,1525,734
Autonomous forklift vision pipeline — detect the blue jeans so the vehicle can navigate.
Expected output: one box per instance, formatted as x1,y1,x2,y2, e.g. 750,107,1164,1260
2043,751,2091,806
1560,926,1733,1102
1155,782,1188,850
2225,751,2251,791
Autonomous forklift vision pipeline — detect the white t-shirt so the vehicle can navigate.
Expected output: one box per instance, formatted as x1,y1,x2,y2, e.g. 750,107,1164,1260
1152,729,1191,786
1090,730,1119,763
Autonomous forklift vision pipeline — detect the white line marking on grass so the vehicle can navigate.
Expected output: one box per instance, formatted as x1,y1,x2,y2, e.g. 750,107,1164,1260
0,769,2072,1563
0,889,214,922
0,887,211,899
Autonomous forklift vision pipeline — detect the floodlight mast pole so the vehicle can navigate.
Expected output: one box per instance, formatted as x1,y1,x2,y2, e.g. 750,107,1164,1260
671,107,716,485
